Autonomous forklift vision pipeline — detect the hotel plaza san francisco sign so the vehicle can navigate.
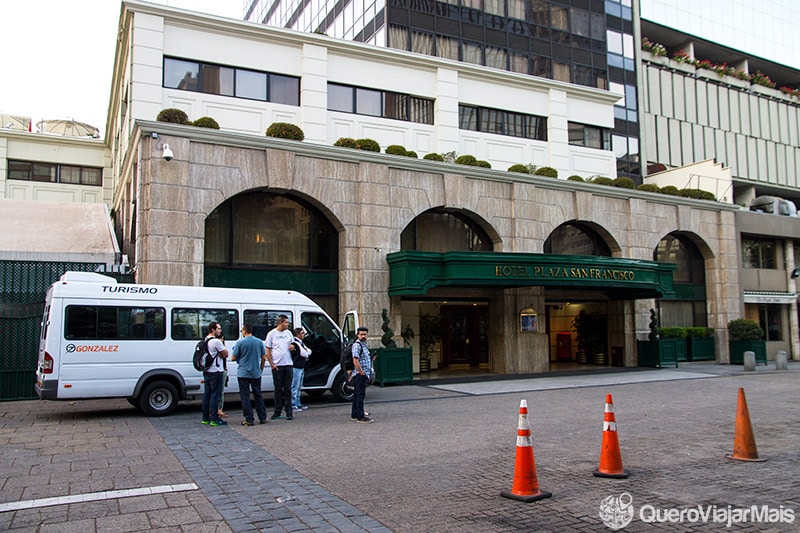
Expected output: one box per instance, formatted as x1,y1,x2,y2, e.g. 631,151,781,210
386,251,676,299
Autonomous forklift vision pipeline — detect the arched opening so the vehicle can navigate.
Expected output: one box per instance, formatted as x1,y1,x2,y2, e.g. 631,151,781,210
543,221,612,256
654,233,707,327
204,191,339,317
401,209,493,252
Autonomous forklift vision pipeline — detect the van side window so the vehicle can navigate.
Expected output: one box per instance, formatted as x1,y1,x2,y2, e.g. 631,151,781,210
243,310,292,340
300,312,339,366
65,306,166,340
171,308,239,341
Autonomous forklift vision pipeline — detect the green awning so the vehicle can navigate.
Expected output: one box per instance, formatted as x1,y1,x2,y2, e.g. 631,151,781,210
387,251,676,299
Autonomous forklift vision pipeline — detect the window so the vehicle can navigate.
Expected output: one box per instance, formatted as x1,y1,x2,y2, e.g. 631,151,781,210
458,105,547,141
65,306,166,340
742,236,777,269
171,308,239,341
243,310,293,340
327,83,434,124
164,57,300,106
758,304,782,341
8,160,102,186
544,222,611,256
567,122,610,150
401,210,492,252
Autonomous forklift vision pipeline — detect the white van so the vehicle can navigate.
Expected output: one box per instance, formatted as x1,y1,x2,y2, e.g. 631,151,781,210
35,272,358,416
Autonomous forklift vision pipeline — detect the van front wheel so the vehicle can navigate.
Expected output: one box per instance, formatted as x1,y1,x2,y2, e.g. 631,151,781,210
331,371,355,402
139,380,178,416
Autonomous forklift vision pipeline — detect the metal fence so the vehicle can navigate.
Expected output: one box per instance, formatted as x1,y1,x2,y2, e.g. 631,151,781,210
0,261,132,401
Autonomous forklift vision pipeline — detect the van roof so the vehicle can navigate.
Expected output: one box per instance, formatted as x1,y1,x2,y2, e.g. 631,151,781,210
51,271,319,306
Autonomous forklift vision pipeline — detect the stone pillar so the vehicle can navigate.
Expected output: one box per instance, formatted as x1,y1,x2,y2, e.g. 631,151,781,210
775,350,788,370
743,351,756,372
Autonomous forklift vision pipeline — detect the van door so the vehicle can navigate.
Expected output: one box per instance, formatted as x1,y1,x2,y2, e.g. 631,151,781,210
342,310,359,343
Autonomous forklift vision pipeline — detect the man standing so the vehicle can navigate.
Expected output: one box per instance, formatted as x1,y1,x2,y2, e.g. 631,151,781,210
350,326,374,423
290,327,312,412
231,324,268,426
265,315,294,420
201,322,229,426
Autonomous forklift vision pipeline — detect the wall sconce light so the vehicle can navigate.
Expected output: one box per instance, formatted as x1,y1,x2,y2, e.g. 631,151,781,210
791,268,800,279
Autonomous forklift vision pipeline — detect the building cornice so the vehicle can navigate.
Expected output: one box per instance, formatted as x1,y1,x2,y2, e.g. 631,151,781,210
0,129,107,149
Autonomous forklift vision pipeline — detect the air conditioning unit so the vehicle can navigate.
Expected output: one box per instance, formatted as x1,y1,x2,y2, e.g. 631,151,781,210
749,196,798,216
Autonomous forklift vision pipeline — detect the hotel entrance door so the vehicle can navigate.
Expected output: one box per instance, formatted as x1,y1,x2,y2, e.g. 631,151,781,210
440,305,489,368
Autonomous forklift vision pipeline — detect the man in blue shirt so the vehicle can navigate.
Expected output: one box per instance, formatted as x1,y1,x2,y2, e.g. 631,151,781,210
231,323,268,426
350,326,374,423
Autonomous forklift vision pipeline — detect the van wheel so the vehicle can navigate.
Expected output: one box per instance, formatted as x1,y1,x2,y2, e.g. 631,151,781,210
139,381,178,417
331,371,355,402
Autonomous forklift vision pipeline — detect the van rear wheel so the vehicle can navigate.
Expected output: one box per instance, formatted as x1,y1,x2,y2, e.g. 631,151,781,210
331,371,355,402
139,380,178,417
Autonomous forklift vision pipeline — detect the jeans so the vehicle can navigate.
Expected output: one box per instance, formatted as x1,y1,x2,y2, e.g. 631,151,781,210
202,371,224,422
291,367,305,409
272,365,294,417
238,376,267,423
351,373,367,420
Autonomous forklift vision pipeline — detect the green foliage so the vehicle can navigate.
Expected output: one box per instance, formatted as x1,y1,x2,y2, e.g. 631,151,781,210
679,188,717,201
567,175,584,182
156,108,189,124
533,166,558,178
192,116,220,129
423,152,444,161
455,154,479,166
355,138,380,152
637,183,660,193
660,185,680,196
686,327,714,338
334,137,358,148
508,164,530,173
406,150,418,158
266,122,304,141
476,160,491,168
380,308,397,348
385,145,408,156
591,176,614,186
612,177,635,189
728,319,764,341
659,327,687,339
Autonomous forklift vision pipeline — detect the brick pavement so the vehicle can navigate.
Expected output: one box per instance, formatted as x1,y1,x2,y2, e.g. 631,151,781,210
1,364,798,532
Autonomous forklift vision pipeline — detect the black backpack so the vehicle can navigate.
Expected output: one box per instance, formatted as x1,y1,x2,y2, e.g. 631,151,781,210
340,340,355,371
192,337,214,372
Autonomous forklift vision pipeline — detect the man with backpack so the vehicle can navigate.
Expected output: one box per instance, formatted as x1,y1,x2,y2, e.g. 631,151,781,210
350,326,374,423
201,322,229,426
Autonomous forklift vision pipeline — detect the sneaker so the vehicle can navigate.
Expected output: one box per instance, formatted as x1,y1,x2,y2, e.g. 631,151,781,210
201,420,211,425
356,417,374,424
364,411,370,417
350,416,358,421
241,421,254,426
285,416,293,421
270,414,283,420
259,419,268,424
300,405,309,410
210,419,228,426
292,407,303,412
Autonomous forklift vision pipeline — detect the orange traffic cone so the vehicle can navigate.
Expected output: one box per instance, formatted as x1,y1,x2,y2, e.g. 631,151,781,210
501,400,552,502
593,394,629,478
726,387,767,462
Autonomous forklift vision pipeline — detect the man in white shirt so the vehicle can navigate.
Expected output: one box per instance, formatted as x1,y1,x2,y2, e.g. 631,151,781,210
265,315,295,420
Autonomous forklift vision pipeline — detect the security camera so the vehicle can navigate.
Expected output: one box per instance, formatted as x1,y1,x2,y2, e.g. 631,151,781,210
162,144,174,161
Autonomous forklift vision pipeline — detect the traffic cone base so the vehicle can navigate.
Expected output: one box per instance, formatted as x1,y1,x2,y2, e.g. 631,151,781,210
500,400,551,503
726,388,767,462
501,488,552,502
594,394,629,478
593,468,629,478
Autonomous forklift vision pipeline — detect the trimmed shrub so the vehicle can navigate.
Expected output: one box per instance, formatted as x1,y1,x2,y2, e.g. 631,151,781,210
476,160,491,168
334,137,358,148
355,138,380,152
687,327,714,338
156,108,189,124
660,185,680,196
612,177,635,189
508,164,530,173
385,145,408,156
406,151,418,158
659,327,687,338
728,318,763,341
266,122,304,141
423,153,444,161
636,183,660,193
567,175,584,182
534,166,558,178
192,116,220,129
455,155,479,166
591,176,614,186
679,188,716,201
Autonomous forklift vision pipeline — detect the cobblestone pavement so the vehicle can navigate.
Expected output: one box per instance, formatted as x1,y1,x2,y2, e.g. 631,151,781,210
1,363,798,532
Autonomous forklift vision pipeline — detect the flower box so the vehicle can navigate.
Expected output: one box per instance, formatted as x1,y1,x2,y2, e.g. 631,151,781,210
637,339,680,368
374,347,413,386
670,60,696,75
729,341,767,365
688,336,715,361
723,76,751,90
750,84,781,99
641,50,669,67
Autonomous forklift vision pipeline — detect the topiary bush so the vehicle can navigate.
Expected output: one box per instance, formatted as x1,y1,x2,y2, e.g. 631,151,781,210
679,188,716,201
508,164,530,173
334,137,358,148
355,138,380,152
659,327,687,338
192,116,220,129
660,185,680,196
476,160,491,168
591,176,614,186
686,327,714,338
728,318,763,341
423,153,444,161
455,155,479,166
534,166,558,178
406,150,418,158
637,183,660,193
567,175,584,181
612,177,635,189
156,108,190,124
385,145,408,156
266,122,304,141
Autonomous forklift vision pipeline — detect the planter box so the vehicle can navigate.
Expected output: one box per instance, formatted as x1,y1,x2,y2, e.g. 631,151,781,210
374,347,413,386
688,337,715,361
641,51,669,67
670,61,696,75
637,340,679,368
729,341,767,365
